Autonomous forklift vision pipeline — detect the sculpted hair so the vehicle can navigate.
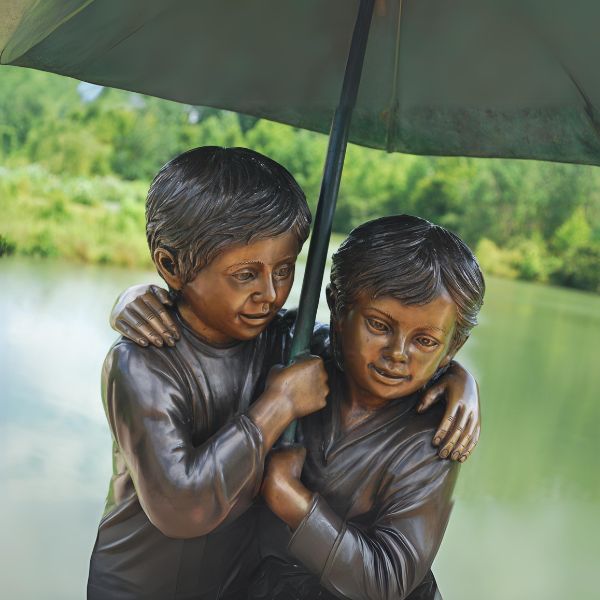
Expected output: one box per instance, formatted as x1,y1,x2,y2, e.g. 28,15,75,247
146,146,311,284
330,214,485,355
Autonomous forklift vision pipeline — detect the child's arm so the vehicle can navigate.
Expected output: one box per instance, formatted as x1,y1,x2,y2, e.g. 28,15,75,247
109,288,480,463
417,361,481,463
110,289,481,464
261,444,457,600
104,345,327,539
110,284,178,347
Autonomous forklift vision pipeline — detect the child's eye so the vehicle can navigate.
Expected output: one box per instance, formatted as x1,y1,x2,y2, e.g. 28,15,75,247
273,264,293,280
416,336,438,348
366,318,390,333
232,271,255,282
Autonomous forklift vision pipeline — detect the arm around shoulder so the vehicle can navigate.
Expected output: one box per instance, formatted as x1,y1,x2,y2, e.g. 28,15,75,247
109,283,178,348
102,342,265,538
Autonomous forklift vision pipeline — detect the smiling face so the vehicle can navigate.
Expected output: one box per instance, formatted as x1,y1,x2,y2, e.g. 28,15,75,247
162,231,299,345
336,291,458,408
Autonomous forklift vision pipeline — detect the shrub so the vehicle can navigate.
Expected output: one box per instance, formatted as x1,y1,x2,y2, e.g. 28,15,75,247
475,238,519,279
550,243,600,293
0,234,16,257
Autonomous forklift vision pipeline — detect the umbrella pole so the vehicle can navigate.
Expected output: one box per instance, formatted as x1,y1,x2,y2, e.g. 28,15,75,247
282,0,375,445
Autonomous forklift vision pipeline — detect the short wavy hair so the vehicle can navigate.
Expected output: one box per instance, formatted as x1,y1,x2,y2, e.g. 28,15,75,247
330,214,485,355
146,146,311,284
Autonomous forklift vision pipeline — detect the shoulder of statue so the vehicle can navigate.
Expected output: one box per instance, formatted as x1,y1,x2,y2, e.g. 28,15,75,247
104,337,179,382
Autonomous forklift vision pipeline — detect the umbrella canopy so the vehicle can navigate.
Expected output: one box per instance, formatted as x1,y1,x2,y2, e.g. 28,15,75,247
3,0,600,166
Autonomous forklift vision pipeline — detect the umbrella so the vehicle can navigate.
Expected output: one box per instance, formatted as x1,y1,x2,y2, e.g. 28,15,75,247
3,0,600,440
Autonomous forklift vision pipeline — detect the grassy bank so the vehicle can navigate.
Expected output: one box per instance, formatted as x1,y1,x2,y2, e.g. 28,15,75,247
0,163,345,269
1,161,599,293
0,164,151,268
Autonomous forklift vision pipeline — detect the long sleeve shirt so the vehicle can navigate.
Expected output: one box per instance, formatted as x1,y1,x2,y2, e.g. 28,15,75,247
254,364,459,600
88,310,291,600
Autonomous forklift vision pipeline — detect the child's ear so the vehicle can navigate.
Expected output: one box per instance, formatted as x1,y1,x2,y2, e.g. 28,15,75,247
154,248,183,291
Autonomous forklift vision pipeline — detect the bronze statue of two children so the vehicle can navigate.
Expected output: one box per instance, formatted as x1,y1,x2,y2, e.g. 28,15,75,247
87,146,484,600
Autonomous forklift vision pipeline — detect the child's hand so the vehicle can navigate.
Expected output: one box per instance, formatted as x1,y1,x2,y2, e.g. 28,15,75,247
265,356,329,421
416,361,480,463
110,284,179,348
261,446,313,529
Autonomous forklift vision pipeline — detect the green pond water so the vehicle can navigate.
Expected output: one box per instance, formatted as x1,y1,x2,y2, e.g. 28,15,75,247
1,256,598,599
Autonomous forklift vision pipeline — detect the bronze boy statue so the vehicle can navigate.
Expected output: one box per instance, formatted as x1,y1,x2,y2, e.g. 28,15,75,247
88,147,329,599
252,215,485,599
92,147,480,599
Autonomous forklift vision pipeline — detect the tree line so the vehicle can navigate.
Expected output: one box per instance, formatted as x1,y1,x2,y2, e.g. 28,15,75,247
1,66,598,292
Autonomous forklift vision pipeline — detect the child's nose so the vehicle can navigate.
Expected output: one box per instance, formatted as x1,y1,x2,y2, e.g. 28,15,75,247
254,274,277,304
383,336,408,363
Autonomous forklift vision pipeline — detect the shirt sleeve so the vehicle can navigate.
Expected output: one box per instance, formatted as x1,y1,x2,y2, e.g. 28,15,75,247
102,342,265,539
288,443,458,600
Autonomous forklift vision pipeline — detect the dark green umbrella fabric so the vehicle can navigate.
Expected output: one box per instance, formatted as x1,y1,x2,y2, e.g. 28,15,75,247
2,0,600,165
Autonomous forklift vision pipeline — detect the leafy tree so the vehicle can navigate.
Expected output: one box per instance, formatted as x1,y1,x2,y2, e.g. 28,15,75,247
552,206,592,253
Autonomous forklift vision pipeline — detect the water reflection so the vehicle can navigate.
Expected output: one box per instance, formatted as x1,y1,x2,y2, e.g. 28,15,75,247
1,258,598,599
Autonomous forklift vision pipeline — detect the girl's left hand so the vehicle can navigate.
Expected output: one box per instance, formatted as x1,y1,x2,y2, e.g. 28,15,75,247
417,361,480,463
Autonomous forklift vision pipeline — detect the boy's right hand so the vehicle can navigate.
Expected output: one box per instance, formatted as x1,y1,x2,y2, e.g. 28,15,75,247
265,356,329,420
110,284,180,348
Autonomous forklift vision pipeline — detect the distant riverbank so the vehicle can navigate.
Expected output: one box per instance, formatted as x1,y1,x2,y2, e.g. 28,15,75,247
1,160,599,293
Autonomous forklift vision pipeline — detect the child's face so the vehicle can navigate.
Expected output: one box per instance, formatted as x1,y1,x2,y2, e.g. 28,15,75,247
178,231,299,345
337,291,457,405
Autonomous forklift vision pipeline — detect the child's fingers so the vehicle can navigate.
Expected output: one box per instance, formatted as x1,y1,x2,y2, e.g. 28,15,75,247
450,418,476,461
133,301,167,347
116,319,149,347
154,303,180,340
142,295,178,345
126,307,165,347
149,285,180,338
416,382,444,413
432,404,458,447
151,284,173,306
450,432,471,462
459,425,480,463
439,410,469,459
458,450,470,463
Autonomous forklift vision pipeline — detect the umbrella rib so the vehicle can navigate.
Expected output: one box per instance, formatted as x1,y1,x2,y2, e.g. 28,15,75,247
385,0,404,152
562,67,600,141
507,4,600,153
98,0,187,60
103,22,147,57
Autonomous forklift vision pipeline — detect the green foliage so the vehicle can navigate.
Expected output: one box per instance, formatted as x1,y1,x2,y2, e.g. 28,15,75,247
0,165,150,267
0,234,16,257
552,206,592,252
27,126,112,176
550,243,600,293
475,239,519,279
0,66,598,291
510,234,553,282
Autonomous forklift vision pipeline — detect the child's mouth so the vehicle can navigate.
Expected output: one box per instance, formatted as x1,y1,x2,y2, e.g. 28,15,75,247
370,364,410,382
239,312,272,326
